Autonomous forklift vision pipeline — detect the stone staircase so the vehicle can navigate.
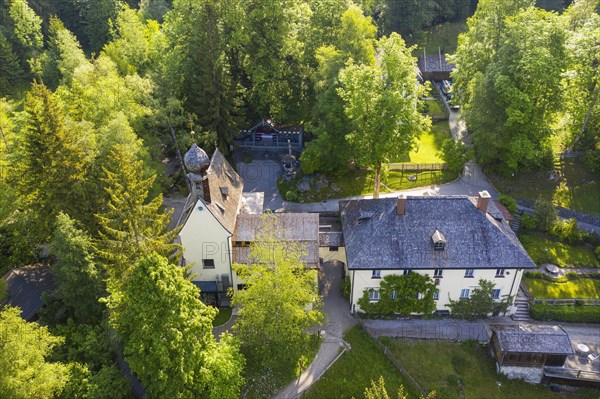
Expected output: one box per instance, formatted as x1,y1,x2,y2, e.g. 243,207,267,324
510,210,522,233
512,297,532,321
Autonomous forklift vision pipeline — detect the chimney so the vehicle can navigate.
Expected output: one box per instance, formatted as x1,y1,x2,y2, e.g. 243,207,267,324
396,195,406,215
477,191,491,214
201,175,211,204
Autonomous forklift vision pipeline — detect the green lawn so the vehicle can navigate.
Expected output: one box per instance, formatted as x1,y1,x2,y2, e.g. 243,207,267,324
385,121,451,164
409,21,468,57
302,326,420,399
379,339,596,399
279,169,456,202
523,276,600,299
489,158,600,216
212,307,233,327
519,232,599,268
245,334,321,399
423,99,447,120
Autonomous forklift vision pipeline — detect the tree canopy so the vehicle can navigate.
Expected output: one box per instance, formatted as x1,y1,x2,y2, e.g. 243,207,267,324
108,252,245,399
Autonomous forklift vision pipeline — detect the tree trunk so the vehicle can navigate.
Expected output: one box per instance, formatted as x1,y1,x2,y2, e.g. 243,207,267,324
167,116,191,193
573,84,598,147
373,161,382,199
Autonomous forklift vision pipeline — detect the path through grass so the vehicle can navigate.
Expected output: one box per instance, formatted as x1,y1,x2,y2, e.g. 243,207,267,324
302,326,419,399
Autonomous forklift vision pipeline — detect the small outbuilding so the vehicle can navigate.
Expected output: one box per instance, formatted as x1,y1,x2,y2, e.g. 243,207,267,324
418,54,455,81
490,324,574,383
2,263,55,321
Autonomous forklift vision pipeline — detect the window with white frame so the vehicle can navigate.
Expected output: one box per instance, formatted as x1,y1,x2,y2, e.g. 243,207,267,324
433,289,440,300
492,289,501,299
202,259,215,269
403,269,412,275
391,290,397,300
369,289,380,301
460,289,470,298
434,268,443,277
372,269,381,279
464,269,474,278
495,268,505,277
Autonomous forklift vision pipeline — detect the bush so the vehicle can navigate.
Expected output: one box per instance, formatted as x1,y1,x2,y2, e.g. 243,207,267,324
520,214,536,230
534,197,557,232
550,218,584,244
0,278,6,302
596,246,600,261
285,191,299,202
438,139,474,176
530,303,600,323
499,194,517,214
342,276,351,299
583,150,600,175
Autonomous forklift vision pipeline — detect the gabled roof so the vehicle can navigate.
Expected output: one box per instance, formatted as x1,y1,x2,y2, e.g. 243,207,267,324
232,213,319,266
491,324,574,355
340,196,536,270
177,149,243,234
418,54,455,73
2,264,55,321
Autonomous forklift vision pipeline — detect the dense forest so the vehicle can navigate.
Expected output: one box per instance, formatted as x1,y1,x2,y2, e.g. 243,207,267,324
0,0,598,397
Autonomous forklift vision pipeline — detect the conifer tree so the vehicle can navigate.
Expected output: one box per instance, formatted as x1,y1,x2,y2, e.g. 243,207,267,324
95,144,180,287
0,31,25,96
11,82,91,242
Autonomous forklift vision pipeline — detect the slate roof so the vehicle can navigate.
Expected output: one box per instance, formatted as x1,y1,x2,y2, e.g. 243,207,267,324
177,149,243,234
418,54,455,73
2,263,55,321
233,213,319,267
339,196,536,270
491,324,574,355
319,232,344,247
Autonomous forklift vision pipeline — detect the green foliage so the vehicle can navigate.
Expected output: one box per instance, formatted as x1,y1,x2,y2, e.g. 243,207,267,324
285,190,299,202
301,4,377,175
520,214,537,230
0,307,69,398
534,197,558,232
582,151,600,175
448,279,511,320
51,319,113,371
0,31,25,96
596,246,600,261
59,362,131,399
451,1,566,172
358,273,436,316
338,33,430,197
0,278,7,302
50,213,104,324
550,218,585,244
8,0,43,61
109,253,245,399
95,145,180,288
342,275,351,299
10,82,93,243
438,139,473,176
498,194,517,214
232,215,323,397
530,303,600,323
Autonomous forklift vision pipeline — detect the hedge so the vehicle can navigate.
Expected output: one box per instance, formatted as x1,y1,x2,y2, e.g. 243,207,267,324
530,303,600,324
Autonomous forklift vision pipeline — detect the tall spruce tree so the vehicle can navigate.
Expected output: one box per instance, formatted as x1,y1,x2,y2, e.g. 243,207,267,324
11,82,91,243
95,144,180,287
0,31,25,96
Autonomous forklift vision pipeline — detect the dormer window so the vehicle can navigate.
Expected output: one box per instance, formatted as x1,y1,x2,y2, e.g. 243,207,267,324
432,229,446,251
220,187,229,200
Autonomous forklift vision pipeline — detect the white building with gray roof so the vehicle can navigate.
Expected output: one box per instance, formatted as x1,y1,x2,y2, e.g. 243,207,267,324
339,192,536,315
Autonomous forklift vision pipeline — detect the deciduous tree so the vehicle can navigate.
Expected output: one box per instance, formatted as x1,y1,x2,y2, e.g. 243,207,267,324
448,279,511,320
338,33,430,197
0,307,69,399
358,273,436,315
232,215,323,395
108,253,245,399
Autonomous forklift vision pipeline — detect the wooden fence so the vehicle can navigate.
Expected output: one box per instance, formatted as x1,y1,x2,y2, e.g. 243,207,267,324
387,162,448,172
530,298,600,306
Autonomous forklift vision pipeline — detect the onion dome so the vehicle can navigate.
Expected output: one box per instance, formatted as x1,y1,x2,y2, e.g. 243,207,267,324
184,143,210,173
